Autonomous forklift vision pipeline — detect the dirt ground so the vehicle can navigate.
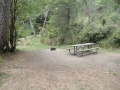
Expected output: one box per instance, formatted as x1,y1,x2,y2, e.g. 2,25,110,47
0,49,120,90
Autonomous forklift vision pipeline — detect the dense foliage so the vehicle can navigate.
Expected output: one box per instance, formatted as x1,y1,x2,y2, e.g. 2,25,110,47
40,0,120,48
2,0,120,53
4,0,45,52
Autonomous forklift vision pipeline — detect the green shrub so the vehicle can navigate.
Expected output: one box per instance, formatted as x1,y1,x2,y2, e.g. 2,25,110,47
113,29,120,47
18,27,32,38
99,28,119,48
101,19,106,26
78,24,115,43
40,30,48,44
99,37,115,48
78,24,94,43
110,12,119,23
48,27,58,38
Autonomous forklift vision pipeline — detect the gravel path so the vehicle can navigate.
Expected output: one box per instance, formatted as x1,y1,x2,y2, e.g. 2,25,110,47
0,49,120,90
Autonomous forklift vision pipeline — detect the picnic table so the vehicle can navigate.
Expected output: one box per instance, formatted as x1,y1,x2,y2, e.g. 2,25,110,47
68,43,99,56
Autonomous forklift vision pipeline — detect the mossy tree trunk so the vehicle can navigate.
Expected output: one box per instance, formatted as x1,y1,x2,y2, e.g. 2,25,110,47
9,0,18,52
0,0,10,53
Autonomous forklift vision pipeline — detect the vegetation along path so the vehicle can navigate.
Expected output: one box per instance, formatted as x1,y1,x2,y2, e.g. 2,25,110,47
0,49,120,90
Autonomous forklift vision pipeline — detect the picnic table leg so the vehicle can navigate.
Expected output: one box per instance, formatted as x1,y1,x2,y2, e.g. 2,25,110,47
73,46,78,55
74,46,76,55
82,46,84,56
75,46,77,55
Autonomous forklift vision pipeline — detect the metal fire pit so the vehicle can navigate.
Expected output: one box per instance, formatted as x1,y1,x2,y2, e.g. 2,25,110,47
50,48,56,51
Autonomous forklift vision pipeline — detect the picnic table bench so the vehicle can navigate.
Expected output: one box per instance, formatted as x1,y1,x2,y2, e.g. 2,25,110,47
67,43,99,56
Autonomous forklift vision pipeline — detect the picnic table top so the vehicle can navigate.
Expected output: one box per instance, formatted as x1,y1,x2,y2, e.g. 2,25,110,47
71,43,95,47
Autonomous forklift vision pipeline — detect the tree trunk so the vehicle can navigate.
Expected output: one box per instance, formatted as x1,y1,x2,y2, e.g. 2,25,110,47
0,0,10,53
5,41,10,52
10,22,17,52
115,0,120,4
65,7,71,41
41,5,49,31
8,0,18,52
66,7,70,31
29,17,36,36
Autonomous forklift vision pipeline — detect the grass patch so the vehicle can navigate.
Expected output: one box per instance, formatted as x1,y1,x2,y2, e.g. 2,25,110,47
108,70,117,76
0,72,10,86
17,36,120,53
99,47,120,53
17,36,51,50
17,43,51,50
0,56,4,63
113,73,117,76
17,36,70,51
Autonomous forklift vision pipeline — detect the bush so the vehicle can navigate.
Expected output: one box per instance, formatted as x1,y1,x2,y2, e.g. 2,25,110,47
18,27,32,38
78,24,115,43
113,29,120,47
99,37,115,48
40,30,48,44
110,12,119,23
47,27,58,38
99,28,119,48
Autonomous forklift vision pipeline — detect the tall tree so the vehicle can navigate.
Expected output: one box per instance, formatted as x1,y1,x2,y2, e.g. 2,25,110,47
6,0,44,52
0,0,10,53
9,0,19,52
41,4,50,31
45,0,80,45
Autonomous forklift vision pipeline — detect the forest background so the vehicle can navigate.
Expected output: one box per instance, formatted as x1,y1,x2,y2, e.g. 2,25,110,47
2,0,120,52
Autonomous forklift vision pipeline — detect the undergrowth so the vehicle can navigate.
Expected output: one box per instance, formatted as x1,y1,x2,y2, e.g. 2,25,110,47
17,36,120,53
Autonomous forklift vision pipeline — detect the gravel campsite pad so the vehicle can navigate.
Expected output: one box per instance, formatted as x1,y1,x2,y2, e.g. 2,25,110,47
0,49,120,90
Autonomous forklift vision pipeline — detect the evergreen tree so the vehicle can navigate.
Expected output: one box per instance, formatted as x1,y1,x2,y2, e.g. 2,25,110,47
44,0,80,45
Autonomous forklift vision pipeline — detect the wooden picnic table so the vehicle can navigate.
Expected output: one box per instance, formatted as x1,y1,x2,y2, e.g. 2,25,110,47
68,43,98,56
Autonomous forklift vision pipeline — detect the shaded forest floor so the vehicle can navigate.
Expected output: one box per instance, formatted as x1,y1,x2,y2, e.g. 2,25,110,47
0,49,120,90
